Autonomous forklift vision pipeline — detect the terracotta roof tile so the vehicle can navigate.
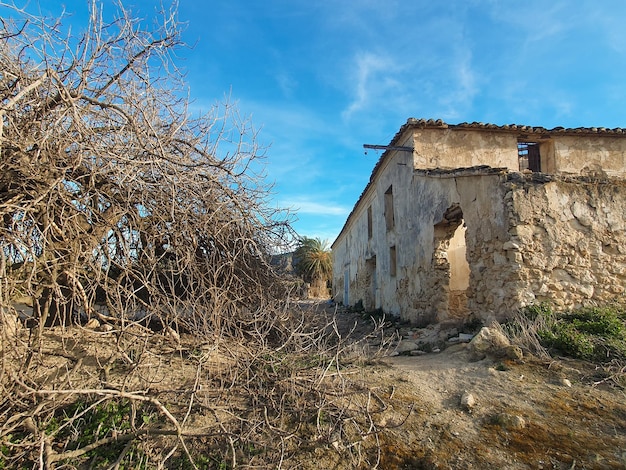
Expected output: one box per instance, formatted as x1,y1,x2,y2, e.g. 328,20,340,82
397,118,626,138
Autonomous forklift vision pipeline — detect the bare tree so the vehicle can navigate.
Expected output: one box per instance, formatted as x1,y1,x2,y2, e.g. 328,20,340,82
0,0,292,336
0,2,398,468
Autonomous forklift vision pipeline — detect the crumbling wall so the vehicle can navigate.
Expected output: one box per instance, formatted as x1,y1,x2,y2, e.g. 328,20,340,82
401,170,512,325
401,171,626,325
504,174,626,310
334,164,626,326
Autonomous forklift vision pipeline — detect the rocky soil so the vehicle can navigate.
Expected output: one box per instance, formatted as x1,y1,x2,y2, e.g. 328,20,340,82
317,301,626,469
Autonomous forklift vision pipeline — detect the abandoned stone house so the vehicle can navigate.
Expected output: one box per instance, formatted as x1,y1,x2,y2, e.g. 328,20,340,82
331,118,626,326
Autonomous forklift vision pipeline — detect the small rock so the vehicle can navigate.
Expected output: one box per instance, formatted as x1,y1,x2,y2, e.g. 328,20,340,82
502,241,520,251
96,323,114,332
490,413,526,429
501,345,524,361
460,391,476,410
432,348,441,353
395,340,418,354
561,378,572,387
410,349,427,356
468,325,512,361
84,318,100,329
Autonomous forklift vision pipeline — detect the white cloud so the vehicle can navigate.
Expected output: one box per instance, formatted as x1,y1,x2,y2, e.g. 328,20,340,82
341,51,401,120
438,47,479,120
283,199,350,217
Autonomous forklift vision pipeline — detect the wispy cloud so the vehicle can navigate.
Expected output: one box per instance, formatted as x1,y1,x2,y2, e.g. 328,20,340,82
438,47,479,120
275,71,297,98
282,199,350,217
341,51,401,121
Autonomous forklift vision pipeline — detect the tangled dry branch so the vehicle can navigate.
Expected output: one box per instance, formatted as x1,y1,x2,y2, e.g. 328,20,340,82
0,2,400,468
0,0,293,337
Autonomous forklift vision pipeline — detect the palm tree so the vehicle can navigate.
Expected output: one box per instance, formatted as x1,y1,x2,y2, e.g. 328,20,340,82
293,237,332,297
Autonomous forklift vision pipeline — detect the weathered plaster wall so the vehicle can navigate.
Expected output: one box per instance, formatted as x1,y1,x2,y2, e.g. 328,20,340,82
333,168,515,326
332,136,416,316
552,135,626,177
411,128,626,176
412,129,519,170
333,169,626,326
399,171,512,325
504,174,626,310
333,125,626,326
404,173,626,324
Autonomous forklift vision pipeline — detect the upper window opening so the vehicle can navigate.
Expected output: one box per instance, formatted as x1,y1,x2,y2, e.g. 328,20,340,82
518,142,541,172
367,206,373,239
384,185,394,231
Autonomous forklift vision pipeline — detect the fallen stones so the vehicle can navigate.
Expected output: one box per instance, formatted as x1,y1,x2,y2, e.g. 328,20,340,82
395,340,418,354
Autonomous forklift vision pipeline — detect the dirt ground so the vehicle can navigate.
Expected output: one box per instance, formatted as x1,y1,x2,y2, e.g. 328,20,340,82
369,346,626,469
299,300,626,469
4,300,626,469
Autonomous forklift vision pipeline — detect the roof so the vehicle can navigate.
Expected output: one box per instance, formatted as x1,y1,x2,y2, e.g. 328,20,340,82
331,118,626,248
396,118,626,136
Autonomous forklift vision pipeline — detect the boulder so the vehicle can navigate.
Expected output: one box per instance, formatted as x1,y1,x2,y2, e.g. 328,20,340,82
468,325,514,361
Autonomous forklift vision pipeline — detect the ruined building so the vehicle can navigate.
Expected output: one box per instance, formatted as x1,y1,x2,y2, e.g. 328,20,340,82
331,119,626,325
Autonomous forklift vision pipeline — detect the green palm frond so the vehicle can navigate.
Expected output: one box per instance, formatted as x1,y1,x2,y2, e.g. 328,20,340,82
293,237,333,284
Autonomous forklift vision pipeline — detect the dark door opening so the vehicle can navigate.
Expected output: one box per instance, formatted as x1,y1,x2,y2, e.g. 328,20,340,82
518,142,541,172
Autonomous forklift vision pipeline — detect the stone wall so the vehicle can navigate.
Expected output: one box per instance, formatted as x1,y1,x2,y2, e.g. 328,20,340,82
402,170,513,325
503,173,626,310
335,169,626,326
333,122,626,326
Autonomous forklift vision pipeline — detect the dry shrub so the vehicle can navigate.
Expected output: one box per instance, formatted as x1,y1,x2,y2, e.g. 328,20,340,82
0,2,399,468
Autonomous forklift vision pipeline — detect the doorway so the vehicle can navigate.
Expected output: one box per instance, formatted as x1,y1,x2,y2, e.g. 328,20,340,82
433,204,470,321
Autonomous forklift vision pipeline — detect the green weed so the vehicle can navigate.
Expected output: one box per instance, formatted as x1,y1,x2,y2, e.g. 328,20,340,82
44,398,155,468
520,303,626,362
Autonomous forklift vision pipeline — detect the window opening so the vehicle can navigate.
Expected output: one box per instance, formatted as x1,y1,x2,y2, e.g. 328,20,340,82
367,206,373,239
518,142,541,172
384,185,394,231
389,245,397,277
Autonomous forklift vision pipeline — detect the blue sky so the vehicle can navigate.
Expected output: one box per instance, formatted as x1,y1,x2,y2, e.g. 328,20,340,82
37,1,626,242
